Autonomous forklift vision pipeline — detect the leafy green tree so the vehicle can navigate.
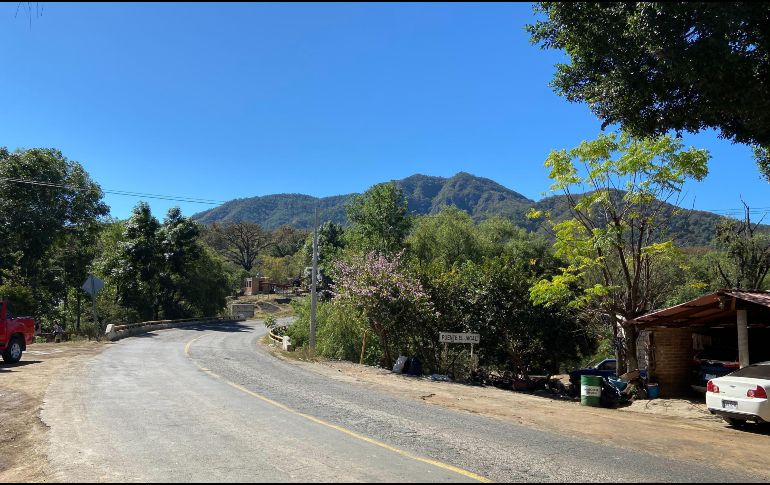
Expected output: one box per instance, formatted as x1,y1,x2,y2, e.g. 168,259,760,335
110,203,163,320
270,225,309,257
408,206,481,269
0,147,108,319
108,204,228,321
301,221,346,295
176,245,230,317
441,257,588,378
715,203,770,290
529,132,709,374
157,207,202,318
345,182,411,255
527,2,770,178
662,247,728,307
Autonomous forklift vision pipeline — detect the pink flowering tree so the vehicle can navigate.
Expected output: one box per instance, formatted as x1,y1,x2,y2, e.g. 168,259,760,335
333,250,436,368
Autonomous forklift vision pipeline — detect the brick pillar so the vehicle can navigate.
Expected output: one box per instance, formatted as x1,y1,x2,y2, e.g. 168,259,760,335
651,328,694,397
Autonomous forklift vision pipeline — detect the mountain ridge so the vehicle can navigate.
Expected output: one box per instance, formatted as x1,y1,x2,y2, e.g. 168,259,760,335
192,172,730,246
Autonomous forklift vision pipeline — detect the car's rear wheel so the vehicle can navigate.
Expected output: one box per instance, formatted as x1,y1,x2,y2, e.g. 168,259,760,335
2,337,23,364
723,416,748,427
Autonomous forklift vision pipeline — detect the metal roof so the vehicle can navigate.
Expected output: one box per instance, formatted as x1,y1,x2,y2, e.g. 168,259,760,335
629,290,770,329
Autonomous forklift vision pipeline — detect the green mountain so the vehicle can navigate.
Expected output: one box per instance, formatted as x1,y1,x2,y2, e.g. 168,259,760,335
192,172,731,246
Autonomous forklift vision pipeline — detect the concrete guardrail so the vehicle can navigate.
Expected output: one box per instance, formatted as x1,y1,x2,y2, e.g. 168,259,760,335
268,329,293,351
104,316,243,342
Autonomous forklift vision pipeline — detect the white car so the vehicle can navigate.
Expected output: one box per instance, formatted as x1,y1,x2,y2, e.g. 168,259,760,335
706,362,770,426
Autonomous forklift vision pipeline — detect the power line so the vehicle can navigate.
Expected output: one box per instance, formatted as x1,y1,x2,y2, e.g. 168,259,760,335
0,176,226,205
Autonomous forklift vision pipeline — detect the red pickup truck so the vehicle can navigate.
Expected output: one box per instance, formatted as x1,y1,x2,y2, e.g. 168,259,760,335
0,300,36,364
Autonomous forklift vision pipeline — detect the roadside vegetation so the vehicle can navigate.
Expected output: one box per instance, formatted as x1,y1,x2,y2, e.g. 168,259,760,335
284,130,770,383
0,147,308,336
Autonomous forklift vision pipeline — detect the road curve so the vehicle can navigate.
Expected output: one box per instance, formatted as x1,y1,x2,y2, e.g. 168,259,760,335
42,321,754,483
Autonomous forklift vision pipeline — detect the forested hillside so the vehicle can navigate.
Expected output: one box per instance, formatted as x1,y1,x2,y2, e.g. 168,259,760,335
192,172,734,246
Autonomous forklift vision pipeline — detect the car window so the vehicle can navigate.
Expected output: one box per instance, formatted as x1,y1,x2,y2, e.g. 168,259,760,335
599,360,616,371
728,364,770,380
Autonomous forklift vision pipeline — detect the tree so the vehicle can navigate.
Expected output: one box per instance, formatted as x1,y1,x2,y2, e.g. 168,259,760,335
270,225,309,257
434,257,589,378
205,222,272,272
715,202,770,290
333,251,435,368
157,207,202,319
527,3,770,178
407,206,481,269
110,203,163,320
0,147,108,319
108,203,227,321
345,182,411,255
529,131,710,374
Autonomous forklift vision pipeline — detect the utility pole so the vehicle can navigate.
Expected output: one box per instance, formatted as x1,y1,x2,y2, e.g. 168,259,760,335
309,206,319,350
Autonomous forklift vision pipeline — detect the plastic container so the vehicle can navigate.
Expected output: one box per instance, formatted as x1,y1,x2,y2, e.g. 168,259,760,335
647,383,660,399
580,375,602,407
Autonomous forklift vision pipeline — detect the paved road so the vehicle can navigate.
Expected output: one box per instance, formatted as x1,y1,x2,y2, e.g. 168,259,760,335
42,321,754,482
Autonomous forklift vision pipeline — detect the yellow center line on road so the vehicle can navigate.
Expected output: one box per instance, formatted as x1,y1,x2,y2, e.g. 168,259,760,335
184,333,492,483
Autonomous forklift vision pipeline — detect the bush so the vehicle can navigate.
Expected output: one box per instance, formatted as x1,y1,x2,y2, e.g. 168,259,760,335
285,297,379,364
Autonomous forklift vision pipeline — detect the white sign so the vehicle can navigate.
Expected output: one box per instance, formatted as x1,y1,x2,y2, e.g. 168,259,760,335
439,332,480,344
81,275,104,296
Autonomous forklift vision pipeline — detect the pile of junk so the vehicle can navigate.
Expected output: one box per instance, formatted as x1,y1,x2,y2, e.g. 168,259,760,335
597,369,657,408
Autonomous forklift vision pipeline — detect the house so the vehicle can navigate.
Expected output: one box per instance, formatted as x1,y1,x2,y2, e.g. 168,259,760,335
243,277,294,296
629,290,770,397
243,277,274,295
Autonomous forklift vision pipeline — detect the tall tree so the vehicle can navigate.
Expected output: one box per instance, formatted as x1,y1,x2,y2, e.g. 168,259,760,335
157,208,202,318
270,225,309,257
529,132,709,374
345,182,411,255
407,206,481,270
527,2,770,178
111,203,163,320
0,147,108,317
715,202,770,290
205,222,272,272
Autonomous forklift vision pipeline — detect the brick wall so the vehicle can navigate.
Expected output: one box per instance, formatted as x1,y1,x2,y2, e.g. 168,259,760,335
651,327,694,397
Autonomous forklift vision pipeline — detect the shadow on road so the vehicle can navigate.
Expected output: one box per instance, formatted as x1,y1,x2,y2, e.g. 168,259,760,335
181,321,254,334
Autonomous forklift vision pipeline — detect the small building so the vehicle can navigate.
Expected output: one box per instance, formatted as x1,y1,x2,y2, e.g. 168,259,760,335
243,277,276,295
629,290,770,397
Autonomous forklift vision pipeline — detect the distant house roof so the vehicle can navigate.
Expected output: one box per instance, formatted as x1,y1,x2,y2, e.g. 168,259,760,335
629,290,770,329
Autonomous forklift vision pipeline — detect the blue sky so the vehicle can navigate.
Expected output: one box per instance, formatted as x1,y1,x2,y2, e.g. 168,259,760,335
1,2,766,220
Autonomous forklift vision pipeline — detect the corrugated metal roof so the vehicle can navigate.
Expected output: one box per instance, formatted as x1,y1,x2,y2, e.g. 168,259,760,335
629,290,770,329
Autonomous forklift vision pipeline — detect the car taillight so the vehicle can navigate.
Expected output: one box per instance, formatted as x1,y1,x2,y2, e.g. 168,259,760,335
707,380,719,393
747,386,768,399
723,362,741,369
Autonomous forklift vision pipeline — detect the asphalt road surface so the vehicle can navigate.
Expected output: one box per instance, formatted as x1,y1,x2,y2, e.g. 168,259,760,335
42,321,754,483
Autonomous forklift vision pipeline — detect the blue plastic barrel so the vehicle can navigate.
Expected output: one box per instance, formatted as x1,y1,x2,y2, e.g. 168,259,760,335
647,383,660,399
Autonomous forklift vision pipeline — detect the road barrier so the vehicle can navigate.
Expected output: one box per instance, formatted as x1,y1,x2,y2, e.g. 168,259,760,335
268,329,292,351
105,316,243,342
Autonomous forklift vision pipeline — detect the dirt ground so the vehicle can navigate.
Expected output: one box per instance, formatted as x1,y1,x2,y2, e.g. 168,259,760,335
0,341,106,482
229,294,297,319
265,342,770,480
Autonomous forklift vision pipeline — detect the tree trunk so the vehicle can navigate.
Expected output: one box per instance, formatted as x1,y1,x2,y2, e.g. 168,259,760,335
622,323,639,373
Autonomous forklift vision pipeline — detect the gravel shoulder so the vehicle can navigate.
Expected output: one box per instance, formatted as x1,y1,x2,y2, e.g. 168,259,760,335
0,341,106,482
262,340,770,481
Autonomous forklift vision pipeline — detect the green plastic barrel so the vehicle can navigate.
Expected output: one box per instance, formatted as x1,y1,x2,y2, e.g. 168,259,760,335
580,375,602,407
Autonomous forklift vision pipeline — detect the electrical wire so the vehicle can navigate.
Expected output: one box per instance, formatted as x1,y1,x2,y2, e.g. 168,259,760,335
0,176,226,205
